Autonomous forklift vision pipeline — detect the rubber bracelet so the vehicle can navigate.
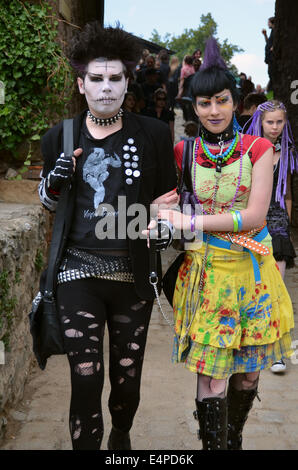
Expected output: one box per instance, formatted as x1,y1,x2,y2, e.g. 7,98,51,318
190,214,196,232
231,211,239,232
235,211,243,232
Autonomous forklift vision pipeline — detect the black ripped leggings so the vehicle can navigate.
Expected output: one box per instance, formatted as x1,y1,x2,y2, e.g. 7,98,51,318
56,278,153,450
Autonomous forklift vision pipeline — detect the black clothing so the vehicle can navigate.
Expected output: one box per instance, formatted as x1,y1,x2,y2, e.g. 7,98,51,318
57,278,153,449
141,81,163,109
265,29,274,64
266,160,296,268
41,110,177,300
68,121,127,251
142,107,175,125
41,109,176,450
238,114,252,129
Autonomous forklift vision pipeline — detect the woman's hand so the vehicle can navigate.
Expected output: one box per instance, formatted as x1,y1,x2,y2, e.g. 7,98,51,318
158,209,192,231
151,189,179,217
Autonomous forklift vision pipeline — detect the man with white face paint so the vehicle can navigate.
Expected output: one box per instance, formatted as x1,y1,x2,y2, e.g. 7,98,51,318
38,23,177,450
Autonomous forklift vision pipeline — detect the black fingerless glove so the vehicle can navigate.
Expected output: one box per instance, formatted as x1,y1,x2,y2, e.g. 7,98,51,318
47,153,74,192
149,219,175,252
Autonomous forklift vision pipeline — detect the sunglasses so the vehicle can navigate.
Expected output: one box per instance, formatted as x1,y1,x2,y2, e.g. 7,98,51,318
157,96,166,101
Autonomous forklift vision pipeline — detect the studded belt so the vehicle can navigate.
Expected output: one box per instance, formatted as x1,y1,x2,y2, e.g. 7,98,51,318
57,247,134,284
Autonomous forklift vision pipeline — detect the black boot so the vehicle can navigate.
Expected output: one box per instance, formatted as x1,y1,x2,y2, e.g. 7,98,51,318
227,381,258,450
194,397,227,450
107,426,131,450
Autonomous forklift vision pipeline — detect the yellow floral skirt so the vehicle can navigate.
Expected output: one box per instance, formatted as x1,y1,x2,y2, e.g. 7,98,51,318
172,245,294,379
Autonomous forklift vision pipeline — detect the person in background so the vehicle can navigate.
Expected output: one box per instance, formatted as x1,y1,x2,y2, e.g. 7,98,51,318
177,55,196,122
122,91,140,113
157,49,170,86
141,68,164,109
245,100,298,373
181,120,199,141
238,92,267,128
262,17,275,91
255,84,265,94
142,88,175,142
168,56,180,110
176,55,195,100
192,48,202,72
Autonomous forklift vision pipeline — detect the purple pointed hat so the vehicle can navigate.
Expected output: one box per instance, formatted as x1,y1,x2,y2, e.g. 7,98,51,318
200,37,228,71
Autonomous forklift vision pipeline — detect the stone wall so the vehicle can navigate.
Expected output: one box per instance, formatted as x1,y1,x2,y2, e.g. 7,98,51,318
0,202,49,443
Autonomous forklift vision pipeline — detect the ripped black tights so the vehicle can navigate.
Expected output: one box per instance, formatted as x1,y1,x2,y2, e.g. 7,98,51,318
56,278,153,450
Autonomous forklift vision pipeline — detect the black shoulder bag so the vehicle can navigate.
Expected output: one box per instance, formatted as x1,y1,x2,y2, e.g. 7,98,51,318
162,138,194,307
29,119,74,370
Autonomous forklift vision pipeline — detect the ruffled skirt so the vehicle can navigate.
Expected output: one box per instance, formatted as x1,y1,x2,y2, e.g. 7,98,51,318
172,245,294,379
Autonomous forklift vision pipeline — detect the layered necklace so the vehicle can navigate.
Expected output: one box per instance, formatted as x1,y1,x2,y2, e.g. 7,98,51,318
87,108,123,126
193,131,244,214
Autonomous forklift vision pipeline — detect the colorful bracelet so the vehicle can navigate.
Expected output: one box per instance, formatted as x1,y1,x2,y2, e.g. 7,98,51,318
235,211,243,232
231,211,238,232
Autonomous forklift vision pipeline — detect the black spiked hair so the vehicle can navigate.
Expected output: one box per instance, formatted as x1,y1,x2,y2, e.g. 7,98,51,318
191,66,239,104
69,21,142,78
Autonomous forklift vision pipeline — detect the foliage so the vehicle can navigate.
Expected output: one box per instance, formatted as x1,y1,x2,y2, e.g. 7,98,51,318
149,13,242,74
0,0,73,159
34,249,44,272
0,269,21,350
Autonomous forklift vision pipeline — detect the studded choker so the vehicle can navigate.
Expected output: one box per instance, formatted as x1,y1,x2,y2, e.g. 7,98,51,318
87,108,123,126
199,119,235,144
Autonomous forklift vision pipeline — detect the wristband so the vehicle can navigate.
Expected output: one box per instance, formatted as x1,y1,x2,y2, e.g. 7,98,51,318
190,214,196,233
235,211,243,232
231,211,239,233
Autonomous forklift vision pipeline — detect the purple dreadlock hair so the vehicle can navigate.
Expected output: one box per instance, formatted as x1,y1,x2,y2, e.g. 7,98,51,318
244,100,298,209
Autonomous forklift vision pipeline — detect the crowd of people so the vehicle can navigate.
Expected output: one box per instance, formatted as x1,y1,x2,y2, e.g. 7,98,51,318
121,24,276,145
35,21,297,452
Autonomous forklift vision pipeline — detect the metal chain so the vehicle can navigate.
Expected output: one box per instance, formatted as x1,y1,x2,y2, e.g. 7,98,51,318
150,280,179,339
152,138,224,344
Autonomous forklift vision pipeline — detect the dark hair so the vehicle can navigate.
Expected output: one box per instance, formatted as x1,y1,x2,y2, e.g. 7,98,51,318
191,66,239,104
184,55,193,65
269,17,275,24
243,92,267,110
69,21,142,78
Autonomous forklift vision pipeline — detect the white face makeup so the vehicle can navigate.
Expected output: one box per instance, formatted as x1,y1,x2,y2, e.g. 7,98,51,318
78,59,128,118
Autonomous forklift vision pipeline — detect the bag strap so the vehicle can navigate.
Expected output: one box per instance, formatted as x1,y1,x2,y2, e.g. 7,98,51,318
179,138,195,194
44,119,74,299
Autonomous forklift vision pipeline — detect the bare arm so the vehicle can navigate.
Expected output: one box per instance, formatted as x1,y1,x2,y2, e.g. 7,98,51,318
158,148,274,232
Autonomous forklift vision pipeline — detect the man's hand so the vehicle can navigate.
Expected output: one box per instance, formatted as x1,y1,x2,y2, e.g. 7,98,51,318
47,148,83,191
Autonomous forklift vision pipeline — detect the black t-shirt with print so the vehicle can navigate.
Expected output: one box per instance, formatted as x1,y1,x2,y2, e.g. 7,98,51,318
68,119,128,250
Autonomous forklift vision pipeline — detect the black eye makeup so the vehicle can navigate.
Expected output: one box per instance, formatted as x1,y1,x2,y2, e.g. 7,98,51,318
88,73,123,82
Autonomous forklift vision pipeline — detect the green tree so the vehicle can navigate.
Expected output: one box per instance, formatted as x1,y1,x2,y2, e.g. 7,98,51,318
149,13,242,71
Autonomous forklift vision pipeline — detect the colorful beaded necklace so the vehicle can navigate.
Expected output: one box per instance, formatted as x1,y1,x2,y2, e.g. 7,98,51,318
200,132,239,163
193,133,244,215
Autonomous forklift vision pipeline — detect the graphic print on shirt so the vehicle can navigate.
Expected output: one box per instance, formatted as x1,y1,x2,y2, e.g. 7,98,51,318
83,147,122,209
